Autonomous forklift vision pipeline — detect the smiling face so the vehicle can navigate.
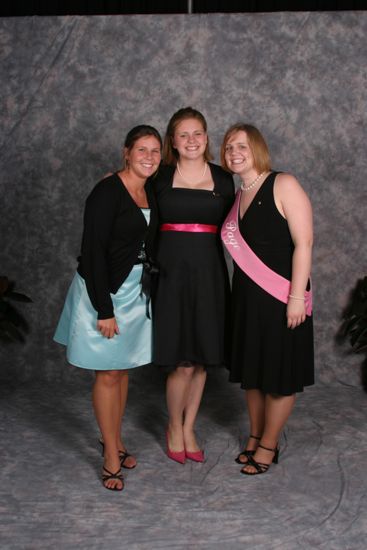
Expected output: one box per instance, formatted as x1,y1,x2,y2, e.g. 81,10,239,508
124,135,161,179
221,124,271,176
224,130,257,178
172,118,208,162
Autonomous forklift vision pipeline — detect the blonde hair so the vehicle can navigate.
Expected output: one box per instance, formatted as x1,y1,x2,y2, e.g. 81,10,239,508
162,107,213,166
221,123,271,173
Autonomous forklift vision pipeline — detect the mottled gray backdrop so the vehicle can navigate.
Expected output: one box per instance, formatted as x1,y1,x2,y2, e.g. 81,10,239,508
0,13,366,384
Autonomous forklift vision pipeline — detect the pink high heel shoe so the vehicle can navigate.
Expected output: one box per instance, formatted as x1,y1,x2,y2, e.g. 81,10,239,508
166,431,185,464
185,449,204,463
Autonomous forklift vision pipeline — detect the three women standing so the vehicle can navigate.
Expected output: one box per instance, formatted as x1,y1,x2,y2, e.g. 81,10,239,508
221,124,314,475
55,113,314,490
153,107,234,463
54,125,162,490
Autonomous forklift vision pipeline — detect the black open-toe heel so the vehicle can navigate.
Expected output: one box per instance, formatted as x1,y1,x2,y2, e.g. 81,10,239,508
119,450,136,469
99,439,137,469
240,443,279,476
102,467,124,491
235,434,261,464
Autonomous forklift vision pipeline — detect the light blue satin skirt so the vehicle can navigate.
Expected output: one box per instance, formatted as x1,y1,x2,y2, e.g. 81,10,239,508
54,267,152,371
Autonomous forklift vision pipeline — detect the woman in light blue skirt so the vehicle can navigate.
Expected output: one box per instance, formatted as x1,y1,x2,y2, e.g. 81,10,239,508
54,125,162,491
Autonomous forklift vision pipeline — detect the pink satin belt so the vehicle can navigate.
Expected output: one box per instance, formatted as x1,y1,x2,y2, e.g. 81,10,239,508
160,223,218,233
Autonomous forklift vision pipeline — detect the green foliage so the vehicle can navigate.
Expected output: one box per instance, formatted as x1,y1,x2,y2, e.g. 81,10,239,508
339,276,367,353
0,276,32,344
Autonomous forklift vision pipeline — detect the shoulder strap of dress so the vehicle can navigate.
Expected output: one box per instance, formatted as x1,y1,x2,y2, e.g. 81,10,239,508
208,163,235,199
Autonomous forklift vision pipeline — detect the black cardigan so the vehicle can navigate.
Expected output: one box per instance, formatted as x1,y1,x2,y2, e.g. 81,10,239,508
77,174,158,319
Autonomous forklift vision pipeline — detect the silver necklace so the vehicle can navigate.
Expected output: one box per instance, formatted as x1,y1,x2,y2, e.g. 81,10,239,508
240,172,264,192
176,162,208,185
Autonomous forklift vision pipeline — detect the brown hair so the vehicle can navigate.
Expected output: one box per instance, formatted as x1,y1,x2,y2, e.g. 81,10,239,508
220,123,271,173
124,124,162,151
162,107,213,166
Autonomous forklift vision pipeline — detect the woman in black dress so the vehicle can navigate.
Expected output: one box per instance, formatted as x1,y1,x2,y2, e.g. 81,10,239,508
221,123,314,475
153,107,234,463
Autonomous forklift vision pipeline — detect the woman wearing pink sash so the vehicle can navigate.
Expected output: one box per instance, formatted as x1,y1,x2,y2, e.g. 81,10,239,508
221,124,314,475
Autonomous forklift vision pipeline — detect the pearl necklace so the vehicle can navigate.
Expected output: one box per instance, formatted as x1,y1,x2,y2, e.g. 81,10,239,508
176,162,208,185
240,172,264,192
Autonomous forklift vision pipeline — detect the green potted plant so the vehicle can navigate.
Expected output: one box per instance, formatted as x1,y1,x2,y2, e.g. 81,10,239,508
0,276,32,343
338,276,367,391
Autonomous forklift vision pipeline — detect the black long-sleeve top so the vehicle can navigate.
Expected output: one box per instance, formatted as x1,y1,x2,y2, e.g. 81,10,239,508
77,173,158,319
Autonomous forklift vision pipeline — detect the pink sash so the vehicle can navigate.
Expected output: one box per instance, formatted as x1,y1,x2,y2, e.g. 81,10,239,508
221,190,312,316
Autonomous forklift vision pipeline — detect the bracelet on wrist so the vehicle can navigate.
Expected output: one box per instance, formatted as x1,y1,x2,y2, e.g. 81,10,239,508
288,294,305,301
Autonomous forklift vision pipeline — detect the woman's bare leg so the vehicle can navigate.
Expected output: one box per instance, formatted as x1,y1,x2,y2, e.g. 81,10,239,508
166,365,195,451
183,365,207,452
116,372,136,468
244,389,266,450
92,370,124,489
242,393,296,473
236,389,266,463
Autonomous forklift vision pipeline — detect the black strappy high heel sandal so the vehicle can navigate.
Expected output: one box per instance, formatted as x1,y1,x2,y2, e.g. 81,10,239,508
240,443,279,476
235,434,261,464
99,439,137,469
102,467,124,491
